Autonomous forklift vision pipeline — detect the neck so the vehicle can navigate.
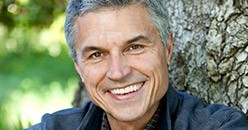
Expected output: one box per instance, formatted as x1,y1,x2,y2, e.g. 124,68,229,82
107,102,160,130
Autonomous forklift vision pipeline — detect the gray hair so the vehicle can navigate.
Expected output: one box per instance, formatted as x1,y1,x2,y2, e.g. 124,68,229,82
64,0,171,61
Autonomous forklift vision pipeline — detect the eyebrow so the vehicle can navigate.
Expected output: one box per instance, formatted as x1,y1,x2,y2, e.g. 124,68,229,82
126,35,151,44
81,46,105,56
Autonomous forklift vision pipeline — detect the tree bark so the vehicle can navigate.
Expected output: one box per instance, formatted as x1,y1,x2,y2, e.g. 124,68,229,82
166,0,248,116
72,0,248,117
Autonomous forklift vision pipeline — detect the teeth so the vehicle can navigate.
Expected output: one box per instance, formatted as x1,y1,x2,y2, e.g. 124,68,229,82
110,83,143,95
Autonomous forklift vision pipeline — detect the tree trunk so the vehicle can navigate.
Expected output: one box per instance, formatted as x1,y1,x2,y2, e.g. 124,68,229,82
72,0,248,117
166,0,248,116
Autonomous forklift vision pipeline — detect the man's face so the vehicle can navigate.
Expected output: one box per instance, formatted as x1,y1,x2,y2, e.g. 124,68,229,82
74,4,173,122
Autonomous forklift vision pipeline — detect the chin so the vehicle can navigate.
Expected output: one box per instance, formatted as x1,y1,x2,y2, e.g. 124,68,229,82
110,107,147,122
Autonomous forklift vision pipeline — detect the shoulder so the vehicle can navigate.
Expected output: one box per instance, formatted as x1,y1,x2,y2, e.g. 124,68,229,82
175,92,248,129
25,101,98,130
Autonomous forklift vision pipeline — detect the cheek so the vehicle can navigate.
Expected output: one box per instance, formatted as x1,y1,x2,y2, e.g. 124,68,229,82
81,63,108,88
130,51,167,72
131,50,169,88
81,65,105,102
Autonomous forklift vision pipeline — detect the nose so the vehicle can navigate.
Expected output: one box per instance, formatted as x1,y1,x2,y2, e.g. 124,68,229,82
106,52,131,81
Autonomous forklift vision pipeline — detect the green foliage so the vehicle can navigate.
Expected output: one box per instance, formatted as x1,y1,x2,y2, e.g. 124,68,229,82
0,49,76,129
0,0,67,29
0,106,7,130
0,102,23,129
0,0,77,129
0,47,76,99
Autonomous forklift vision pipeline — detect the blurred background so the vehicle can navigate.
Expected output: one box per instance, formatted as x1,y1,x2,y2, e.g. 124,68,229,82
1,0,248,130
0,0,79,129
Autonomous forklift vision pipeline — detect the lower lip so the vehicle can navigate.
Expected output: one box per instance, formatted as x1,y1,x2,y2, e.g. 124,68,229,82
107,83,144,101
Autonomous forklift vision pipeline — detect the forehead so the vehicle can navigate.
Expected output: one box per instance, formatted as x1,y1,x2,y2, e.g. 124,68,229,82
75,4,158,47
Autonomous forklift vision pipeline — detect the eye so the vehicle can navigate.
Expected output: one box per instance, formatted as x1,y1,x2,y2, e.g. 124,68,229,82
128,44,143,51
89,52,103,59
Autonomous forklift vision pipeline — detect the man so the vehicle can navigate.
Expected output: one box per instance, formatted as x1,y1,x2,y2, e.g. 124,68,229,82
27,0,248,130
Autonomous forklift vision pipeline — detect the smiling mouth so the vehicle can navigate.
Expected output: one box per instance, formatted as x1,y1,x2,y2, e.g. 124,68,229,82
109,82,144,95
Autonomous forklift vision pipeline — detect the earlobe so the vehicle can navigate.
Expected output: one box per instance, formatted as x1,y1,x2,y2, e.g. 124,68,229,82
166,33,174,65
74,62,85,82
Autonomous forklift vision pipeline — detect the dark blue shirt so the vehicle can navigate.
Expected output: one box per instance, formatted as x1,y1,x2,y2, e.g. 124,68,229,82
26,86,248,130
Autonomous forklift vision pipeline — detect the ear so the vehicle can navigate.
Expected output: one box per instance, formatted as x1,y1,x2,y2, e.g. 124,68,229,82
165,33,173,65
74,62,85,82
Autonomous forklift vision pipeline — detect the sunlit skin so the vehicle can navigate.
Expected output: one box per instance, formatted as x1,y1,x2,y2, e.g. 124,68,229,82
74,4,173,130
